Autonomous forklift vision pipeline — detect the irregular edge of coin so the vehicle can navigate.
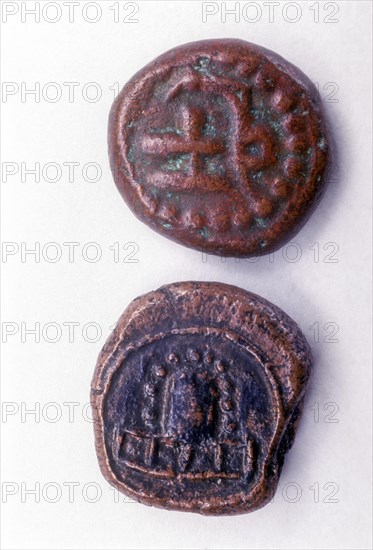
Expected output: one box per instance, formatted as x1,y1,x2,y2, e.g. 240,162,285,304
91,281,313,515
108,38,332,258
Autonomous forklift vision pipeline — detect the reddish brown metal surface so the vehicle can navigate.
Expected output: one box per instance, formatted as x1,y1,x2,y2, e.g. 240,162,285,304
91,282,313,515
109,39,330,257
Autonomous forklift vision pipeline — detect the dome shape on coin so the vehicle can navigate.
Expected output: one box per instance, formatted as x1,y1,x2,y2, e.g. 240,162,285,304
109,39,330,257
91,281,313,515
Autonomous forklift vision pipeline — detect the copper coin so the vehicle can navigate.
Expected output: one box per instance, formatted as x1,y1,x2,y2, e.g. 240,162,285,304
109,39,330,257
91,282,312,515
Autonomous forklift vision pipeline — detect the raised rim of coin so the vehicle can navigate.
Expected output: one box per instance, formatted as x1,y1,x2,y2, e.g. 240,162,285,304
91,282,313,515
109,39,331,257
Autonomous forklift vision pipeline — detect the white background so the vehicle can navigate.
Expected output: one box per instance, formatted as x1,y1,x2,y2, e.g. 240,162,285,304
1,1,372,549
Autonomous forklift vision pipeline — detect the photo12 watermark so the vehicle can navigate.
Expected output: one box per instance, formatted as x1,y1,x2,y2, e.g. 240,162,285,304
0,478,340,504
0,80,340,104
1,241,140,264
201,240,341,265
1,400,341,424
1,1,140,24
2,161,103,183
201,1,340,24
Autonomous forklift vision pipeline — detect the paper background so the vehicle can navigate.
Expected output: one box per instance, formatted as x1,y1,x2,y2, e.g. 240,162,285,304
1,1,372,548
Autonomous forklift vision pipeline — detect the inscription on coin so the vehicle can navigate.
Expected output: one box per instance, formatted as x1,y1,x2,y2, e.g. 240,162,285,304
109,39,330,257
91,282,313,515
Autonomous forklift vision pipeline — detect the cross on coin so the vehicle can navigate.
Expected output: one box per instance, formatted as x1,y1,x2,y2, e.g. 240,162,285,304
141,104,225,178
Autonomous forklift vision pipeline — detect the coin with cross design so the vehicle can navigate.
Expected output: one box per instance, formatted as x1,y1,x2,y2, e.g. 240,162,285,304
109,39,331,257
91,281,313,515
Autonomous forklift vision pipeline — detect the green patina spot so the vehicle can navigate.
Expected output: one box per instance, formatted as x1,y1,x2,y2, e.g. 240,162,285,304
247,143,261,156
199,227,209,239
235,90,244,101
127,147,136,162
150,126,182,136
203,124,216,136
193,57,211,76
204,156,223,175
302,147,313,163
202,116,217,137
251,171,263,180
268,119,283,136
317,138,326,150
166,192,181,203
255,217,268,228
250,109,260,121
161,154,189,172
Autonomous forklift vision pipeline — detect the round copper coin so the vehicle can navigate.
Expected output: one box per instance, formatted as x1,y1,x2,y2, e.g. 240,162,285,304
109,39,330,257
91,281,313,515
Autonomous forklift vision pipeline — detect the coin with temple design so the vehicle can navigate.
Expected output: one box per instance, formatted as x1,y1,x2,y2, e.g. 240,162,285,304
109,39,330,257
91,282,313,515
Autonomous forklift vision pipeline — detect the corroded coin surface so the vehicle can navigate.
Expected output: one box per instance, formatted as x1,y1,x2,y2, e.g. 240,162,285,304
109,39,330,257
91,282,313,515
